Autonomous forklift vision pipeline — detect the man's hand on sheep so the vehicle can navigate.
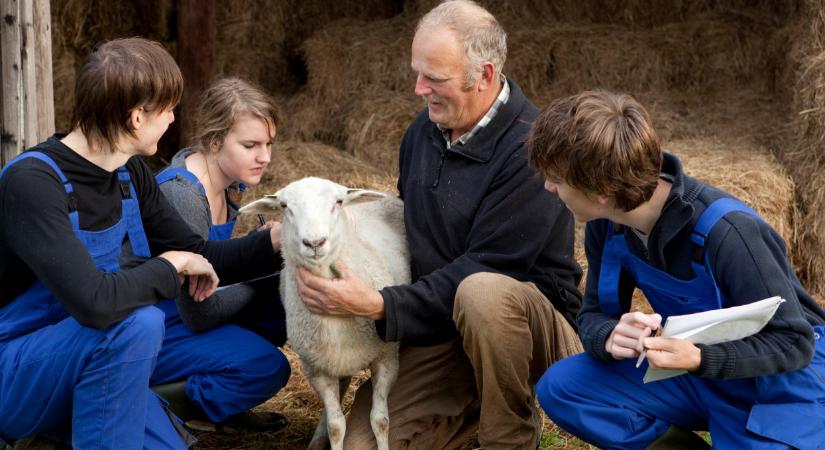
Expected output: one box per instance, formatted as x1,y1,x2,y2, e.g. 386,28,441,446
296,261,386,320
158,250,220,301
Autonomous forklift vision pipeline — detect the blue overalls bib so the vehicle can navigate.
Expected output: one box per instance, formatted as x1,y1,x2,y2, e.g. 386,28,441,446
590,196,825,448
0,151,188,449
0,152,151,340
155,167,236,241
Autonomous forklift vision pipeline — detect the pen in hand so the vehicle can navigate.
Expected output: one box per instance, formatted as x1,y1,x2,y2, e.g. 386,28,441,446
257,214,266,227
636,326,662,368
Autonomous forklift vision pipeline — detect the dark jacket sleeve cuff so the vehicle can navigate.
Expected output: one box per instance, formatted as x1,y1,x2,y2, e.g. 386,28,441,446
376,288,398,342
589,319,620,362
694,343,734,378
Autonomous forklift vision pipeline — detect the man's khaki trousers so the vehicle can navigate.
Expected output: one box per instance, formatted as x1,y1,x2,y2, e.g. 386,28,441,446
343,272,583,449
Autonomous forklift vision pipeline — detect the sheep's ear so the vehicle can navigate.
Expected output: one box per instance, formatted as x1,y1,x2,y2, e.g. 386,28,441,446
344,188,387,205
239,196,281,214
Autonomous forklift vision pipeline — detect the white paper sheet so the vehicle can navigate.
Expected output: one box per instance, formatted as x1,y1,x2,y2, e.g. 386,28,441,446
642,296,786,383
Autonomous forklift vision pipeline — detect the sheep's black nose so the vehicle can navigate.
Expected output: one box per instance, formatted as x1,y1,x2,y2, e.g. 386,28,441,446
302,238,327,249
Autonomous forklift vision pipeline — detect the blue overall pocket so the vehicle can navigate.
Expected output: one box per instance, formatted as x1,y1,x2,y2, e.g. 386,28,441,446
746,326,825,448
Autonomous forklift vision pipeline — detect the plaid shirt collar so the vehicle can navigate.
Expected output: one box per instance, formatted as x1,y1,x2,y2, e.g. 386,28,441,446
438,75,510,148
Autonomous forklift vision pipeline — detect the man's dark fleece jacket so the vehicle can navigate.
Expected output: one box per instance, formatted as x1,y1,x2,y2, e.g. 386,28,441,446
377,79,582,345
579,152,825,379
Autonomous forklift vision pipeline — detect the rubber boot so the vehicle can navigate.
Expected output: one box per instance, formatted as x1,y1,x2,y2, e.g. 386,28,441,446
151,381,208,423
151,381,288,433
646,425,711,450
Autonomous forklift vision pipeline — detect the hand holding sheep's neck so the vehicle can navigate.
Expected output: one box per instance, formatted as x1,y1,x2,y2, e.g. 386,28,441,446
297,254,342,280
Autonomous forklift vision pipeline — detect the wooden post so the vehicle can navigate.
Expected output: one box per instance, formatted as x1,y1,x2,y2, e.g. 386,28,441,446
33,0,54,143
20,0,38,151
1,0,23,166
0,0,53,167
177,0,216,145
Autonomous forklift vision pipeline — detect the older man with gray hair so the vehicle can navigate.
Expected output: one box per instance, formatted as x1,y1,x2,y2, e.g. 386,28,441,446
296,1,583,448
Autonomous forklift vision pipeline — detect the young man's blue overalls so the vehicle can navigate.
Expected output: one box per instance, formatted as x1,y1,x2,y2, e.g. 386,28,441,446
537,197,825,449
152,167,289,423
0,152,187,449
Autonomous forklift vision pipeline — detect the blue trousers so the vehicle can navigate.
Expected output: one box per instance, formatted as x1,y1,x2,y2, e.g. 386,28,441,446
537,354,791,450
0,306,186,449
151,300,290,422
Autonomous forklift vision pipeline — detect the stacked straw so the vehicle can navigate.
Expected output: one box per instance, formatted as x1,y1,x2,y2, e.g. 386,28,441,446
781,0,825,299
343,92,424,174
214,0,401,95
50,0,172,132
405,0,798,28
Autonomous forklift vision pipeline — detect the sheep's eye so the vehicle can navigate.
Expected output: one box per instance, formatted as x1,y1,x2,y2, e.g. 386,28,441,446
336,199,343,206
280,202,287,209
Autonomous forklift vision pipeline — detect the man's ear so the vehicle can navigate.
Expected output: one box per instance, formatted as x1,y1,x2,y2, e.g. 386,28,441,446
478,62,496,92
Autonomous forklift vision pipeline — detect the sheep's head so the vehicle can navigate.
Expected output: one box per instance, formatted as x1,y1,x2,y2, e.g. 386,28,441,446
240,177,386,267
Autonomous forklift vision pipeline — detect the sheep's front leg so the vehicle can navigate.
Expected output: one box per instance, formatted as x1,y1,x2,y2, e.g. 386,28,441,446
369,347,399,450
308,377,351,450
307,373,347,450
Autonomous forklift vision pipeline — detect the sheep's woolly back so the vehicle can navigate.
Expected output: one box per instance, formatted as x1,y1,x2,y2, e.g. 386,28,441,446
343,197,408,288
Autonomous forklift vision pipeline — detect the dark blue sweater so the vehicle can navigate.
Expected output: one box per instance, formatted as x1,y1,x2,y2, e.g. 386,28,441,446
579,152,825,379
378,79,582,345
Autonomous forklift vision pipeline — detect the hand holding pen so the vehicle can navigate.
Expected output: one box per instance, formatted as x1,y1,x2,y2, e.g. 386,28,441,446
636,325,663,368
604,311,662,362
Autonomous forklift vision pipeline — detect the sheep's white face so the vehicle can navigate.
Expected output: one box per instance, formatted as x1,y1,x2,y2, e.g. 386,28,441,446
239,177,387,266
278,178,347,263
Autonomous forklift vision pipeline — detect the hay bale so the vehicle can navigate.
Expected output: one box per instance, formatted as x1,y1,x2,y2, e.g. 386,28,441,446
213,0,292,94
344,92,424,174
404,0,799,28
213,0,401,95
508,19,779,101
669,138,795,246
51,43,79,133
289,16,415,145
295,16,780,140
50,0,172,133
778,0,825,298
302,17,414,102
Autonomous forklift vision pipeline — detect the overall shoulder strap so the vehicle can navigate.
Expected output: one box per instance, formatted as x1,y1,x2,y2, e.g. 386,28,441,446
690,198,759,248
156,166,205,195
118,165,151,258
1,151,80,230
597,221,627,317
689,197,761,307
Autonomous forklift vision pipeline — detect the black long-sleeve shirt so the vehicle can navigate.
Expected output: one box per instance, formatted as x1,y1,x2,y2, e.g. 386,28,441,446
0,136,280,330
578,152,825,379
378,79,582,345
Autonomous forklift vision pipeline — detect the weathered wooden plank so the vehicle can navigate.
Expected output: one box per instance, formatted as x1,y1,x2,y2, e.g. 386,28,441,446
33,0,53,142
20,0,38,150
1,0,23,166
178,0,216,143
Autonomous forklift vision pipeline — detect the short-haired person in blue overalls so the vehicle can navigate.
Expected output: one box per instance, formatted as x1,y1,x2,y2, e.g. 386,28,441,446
527,90,825,449
0,38,286,449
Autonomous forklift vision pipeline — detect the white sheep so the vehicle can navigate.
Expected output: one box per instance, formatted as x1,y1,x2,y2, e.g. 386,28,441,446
240,177,409,450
